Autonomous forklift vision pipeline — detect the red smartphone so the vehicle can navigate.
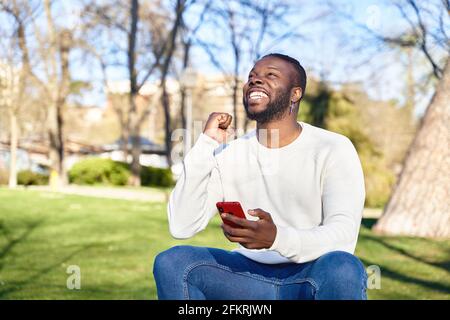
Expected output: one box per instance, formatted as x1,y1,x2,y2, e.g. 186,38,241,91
216,201,247,228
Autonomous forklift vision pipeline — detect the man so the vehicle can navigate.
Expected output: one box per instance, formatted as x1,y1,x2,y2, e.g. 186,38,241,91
153,53,367,300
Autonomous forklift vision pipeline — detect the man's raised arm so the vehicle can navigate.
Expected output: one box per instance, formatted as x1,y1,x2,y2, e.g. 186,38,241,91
167,113,234,239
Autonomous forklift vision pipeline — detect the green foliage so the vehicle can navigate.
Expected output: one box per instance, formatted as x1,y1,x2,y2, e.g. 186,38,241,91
299,83,395,208
17,170,49,186
68,158,130,186
301,82,331,128
140,166,174,187
68,158,174,187
361,159,395,208
325,92,380,156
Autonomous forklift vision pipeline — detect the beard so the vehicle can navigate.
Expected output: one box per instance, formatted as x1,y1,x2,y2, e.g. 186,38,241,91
243,87,291,124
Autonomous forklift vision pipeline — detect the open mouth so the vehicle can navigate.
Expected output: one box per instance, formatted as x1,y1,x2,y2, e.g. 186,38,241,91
247,89,270,104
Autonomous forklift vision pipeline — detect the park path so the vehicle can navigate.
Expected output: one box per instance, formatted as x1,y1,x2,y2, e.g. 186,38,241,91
26,185,169,203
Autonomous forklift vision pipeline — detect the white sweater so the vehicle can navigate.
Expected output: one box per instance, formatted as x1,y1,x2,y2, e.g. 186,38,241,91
167,122,365,264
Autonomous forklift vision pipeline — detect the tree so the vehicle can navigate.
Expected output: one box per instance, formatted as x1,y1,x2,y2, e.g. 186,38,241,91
242,0,303,132
0,9,23,188
176,0,211,143
0,0,49,187
373,60,449,237
299,80,395,208
155,0,188,171
328,0,449,236
83,0,189,185
1,0,77,188
194,0,251,130
0,60,21,188
196,0,296,132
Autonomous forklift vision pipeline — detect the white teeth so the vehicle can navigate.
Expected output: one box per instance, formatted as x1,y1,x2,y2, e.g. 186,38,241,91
249,91,268,100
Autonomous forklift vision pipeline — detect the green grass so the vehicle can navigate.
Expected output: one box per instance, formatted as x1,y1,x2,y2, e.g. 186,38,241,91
0,188,449,300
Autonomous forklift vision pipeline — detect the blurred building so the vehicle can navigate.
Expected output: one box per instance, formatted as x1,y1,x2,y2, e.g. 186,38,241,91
0,72,248,177
0,139,103,174
104,73,250,147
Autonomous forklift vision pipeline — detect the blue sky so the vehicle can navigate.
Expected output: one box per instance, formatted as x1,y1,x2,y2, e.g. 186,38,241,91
5,0,445,116
183,0,447,115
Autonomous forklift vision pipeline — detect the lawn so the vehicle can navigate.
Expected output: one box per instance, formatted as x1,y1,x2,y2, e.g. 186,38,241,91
0,188,449,300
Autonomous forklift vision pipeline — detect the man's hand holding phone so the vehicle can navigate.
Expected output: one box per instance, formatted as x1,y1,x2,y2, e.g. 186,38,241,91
217,202,277,250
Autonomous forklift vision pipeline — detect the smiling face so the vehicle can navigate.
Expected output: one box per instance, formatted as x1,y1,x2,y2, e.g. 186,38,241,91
243,56,296,124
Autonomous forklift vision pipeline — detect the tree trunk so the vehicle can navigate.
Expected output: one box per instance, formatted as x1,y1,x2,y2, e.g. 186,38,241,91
44,1,71,188
48,102,66,187
51,30,71,187
129,96,141,186
232,75,239,130
120,122,130,162
158,0,185,169
8,111,18,188
161,80,173,168
128,0,141,186
56,99,67,185
231,45,240,130
373,60,450,238
129,127,141,186
180,39,191,131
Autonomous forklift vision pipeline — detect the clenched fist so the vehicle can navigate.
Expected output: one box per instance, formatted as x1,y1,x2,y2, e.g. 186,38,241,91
203,112,235,144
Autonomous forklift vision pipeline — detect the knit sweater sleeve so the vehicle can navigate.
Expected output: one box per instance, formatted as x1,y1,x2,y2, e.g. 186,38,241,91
167,133,224,239
269,137,365,263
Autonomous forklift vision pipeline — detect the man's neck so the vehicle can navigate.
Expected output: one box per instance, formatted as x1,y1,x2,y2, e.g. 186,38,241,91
256,117,301,148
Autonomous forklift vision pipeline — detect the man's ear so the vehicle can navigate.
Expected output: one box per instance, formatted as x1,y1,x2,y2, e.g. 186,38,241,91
291,87,303,103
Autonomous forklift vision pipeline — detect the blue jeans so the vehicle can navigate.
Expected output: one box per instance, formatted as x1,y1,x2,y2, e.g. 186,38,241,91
153,245,367,300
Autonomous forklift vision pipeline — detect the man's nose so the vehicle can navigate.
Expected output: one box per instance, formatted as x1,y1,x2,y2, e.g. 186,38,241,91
249,76,263,86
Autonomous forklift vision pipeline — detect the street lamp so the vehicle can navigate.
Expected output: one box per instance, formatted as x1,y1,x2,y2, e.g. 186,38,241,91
180,67,198,155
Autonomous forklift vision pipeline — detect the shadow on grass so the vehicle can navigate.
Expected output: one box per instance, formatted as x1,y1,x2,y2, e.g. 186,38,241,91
0,219,45,272
0,220,104,298
360,219,450,296
0,243,101,299
361,257,450,296
361,218,450,273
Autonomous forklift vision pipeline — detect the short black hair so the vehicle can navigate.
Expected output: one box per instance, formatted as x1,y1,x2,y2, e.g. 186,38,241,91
261,53,307,100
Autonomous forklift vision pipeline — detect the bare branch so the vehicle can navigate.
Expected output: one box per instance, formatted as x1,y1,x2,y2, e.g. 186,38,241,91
406,0,443,78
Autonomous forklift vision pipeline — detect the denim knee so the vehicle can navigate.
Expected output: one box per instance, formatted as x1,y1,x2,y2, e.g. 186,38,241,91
317,251,366,281
153,245,213,278
154,245,190,276
310,251,367,299
153,246,207,299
